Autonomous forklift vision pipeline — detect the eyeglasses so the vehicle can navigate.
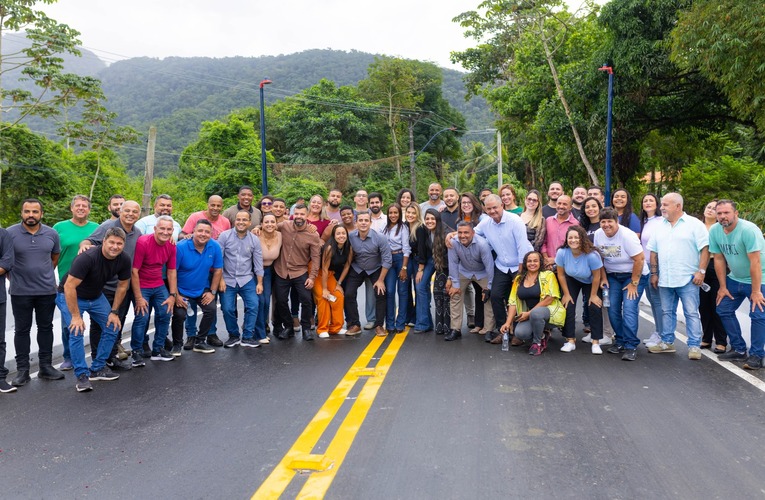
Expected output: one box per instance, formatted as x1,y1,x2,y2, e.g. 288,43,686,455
261,201,273,206
526,197,539,202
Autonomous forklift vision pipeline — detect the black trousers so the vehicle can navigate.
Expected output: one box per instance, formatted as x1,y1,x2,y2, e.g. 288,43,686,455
562,275,603,340
490,267,517,328
172,296,216,343
433,271,451,334
344,267,386,328
274,273,314,334
12,294,56,369
0,303,8,378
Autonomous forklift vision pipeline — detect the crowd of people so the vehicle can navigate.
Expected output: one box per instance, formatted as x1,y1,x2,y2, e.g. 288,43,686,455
0,181,762,393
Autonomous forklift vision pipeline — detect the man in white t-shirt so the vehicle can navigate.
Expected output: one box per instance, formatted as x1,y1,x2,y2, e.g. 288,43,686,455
419,183,445,215
593,207,648,361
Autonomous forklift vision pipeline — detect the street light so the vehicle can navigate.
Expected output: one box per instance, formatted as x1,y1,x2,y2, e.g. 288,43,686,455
259,78,272,194
598,65,614,204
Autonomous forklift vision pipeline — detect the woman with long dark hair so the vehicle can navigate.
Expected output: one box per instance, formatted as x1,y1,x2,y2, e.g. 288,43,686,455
426,209,451,335
313,225,353,338
396,188,416,209
579,196,603,242
556,226,604,354
699,199,727,352
611,188,641,234
499,251,565,356
500,184,523,215
383,204,410,334
459,192,486,226
411,208,437,333
639,193,664,347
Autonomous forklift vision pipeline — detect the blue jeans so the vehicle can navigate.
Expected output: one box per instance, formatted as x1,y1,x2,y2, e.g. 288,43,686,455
255,266,273,340
645,281,664,335
385,252,409,331
716,277,765,357
60,318,71,362
606,273,647,350
221,279,259,340
130,286,171,353
56,292,118,378
659,278,702,347
414,258,435,331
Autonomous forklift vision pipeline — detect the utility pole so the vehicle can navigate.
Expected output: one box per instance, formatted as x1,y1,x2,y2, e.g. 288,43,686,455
496,130,503,189
141,126,156,217
409,119,416,192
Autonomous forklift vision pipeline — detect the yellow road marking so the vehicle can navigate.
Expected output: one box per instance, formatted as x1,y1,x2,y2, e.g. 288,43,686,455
253,331,408,499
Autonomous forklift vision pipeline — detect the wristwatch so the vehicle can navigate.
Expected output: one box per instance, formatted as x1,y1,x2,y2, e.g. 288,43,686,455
631,280,639,286
110,309,119,315
698,269,706,274
170,292,178,298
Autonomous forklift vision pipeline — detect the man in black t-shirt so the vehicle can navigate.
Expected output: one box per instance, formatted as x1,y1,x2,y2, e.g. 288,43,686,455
56,228,131,392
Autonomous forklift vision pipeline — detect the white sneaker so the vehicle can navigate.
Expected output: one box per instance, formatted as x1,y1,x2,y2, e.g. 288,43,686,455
599,336,613,346
337,329,347,335
318,332,329,338
582,334,592,343
259,337,270,344
363,322,375,330
592,344,603,355
644,332,661,346
560,342,576,352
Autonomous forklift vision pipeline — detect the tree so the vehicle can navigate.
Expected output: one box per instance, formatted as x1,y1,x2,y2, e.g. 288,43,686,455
60,98,139,199
358,57,429,178
670,1,765,133
452,0,600,184
0,0,103,129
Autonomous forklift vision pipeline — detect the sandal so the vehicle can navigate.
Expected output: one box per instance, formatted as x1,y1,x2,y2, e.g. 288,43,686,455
713,345,727,354
700,343,712,350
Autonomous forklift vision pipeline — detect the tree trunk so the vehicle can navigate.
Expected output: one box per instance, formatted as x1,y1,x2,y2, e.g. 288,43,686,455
541,34,599,186
89,150,101,200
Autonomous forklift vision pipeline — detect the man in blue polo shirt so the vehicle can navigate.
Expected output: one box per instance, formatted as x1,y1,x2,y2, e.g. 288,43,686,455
171,219,223,353
8,198,63,387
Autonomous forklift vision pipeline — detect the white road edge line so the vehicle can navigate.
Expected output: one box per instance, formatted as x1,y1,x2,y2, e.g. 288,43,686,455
638,310,765,393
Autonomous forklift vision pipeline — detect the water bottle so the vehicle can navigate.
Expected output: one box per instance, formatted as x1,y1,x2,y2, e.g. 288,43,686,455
700,282,711,292
501,332,509,351
602,286,611,308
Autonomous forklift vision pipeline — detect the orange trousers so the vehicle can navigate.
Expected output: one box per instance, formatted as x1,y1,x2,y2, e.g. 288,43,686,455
313,270,345,334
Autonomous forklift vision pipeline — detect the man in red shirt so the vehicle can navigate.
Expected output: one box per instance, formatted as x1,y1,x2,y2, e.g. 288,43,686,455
181,195,231,240
129,216,178,364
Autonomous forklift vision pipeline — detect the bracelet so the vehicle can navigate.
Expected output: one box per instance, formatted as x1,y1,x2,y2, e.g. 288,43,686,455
110,309,119,315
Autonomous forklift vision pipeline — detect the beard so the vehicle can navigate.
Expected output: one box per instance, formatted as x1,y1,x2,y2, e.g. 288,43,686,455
370,206,381,214
294,218,306,227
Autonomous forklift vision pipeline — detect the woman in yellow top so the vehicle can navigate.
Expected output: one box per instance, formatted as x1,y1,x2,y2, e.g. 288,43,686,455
500,251,565,356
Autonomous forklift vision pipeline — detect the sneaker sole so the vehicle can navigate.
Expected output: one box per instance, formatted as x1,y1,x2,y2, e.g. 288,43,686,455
171,351,182,357
224,341,241,348
150,356,175,361
132,361,146,367
193,348,215,354
76,385,93,392
90,375,119,381
241,343,261,348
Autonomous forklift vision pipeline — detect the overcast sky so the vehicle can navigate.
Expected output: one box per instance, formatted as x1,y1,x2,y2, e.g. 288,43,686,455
42,0,485,69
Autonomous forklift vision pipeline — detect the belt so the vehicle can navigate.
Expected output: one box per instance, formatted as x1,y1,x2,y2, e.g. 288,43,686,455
391,250,403,255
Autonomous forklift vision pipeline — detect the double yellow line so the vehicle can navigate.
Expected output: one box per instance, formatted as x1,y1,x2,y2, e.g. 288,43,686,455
253,330,408,499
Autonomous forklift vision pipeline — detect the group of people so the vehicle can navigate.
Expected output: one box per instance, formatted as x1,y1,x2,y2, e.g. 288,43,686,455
0,181,762,393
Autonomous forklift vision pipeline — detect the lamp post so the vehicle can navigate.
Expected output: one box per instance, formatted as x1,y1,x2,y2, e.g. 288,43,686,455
598,65,614,204
259,78,272,194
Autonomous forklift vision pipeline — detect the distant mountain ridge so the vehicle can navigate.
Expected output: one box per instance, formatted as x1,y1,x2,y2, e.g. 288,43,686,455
2,39,494,174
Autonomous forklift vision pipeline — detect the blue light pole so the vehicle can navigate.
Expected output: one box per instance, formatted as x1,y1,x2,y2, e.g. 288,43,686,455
598,65,614,204
259,78,272,194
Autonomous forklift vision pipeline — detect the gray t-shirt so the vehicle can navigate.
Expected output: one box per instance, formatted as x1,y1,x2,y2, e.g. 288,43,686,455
7,223,60,295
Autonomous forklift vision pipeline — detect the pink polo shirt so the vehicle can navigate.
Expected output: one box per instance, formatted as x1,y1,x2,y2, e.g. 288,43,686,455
132,233,177,288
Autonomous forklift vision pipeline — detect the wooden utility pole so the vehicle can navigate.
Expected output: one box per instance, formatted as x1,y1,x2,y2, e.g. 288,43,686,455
497,130,503,189
409,119,416,192
141,126,157,216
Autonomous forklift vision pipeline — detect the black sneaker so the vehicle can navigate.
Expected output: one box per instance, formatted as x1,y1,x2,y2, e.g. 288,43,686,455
0,379,18,393
224,336,241,348
744,355,763,370
484,331,500,343
206,334,224,347
193,341,215,354
90,367,119,381
108,356,133,371
131,351,146,367
150,348,174,361
621,349,637,361
607,344,625,354
171,345,183,357
75,374,93,392
241,338,260,348
183,337,195,350
142,342,151,358
718,349,747,360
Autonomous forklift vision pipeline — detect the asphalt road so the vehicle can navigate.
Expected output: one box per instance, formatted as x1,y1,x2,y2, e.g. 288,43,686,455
1,301,764,499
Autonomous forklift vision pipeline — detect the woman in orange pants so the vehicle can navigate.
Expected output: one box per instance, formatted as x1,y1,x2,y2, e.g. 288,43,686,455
313,225,353,338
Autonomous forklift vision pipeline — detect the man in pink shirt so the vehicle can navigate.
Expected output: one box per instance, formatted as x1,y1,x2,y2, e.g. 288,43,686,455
181,195,231,240
129,216,178,364
541,195,580,269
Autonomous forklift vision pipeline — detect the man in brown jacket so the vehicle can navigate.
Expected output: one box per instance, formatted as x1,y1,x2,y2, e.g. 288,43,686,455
273,204,322,341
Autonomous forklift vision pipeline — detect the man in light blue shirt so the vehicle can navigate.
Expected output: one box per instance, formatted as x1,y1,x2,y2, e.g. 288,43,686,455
446,222,495,341
647,193,709,358
474,194,534,339
134,194,182,241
